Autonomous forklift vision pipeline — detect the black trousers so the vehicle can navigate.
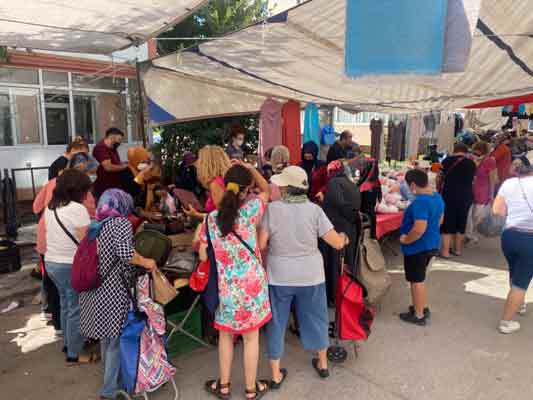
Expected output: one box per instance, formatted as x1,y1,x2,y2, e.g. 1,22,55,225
42,256,61,330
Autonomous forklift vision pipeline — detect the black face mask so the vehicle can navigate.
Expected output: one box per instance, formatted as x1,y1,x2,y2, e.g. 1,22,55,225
112,142,121,150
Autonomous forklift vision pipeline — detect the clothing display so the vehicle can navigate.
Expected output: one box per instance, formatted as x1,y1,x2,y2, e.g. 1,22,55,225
406,115,424,159
387,120,407,161
281,100,302,165
424,113,437,135
259,99,283,163
436,115,456,153
370,118,383,160
303,102,321,147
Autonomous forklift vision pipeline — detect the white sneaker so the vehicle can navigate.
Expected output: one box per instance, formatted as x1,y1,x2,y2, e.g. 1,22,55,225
499,320,521,334
518,303,527,316
40,312,52,321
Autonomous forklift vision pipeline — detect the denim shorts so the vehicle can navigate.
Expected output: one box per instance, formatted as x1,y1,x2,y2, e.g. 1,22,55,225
266,283,329,360
502,229,533,291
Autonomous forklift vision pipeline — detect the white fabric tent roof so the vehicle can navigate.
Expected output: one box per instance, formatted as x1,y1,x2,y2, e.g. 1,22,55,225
143,0,533,124
0,0,207,53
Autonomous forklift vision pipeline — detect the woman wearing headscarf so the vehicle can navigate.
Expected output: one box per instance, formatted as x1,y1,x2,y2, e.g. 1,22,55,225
79,189,157,400
121,146,156,208
322,160,362,305
268,145,291,202
300,141,328,201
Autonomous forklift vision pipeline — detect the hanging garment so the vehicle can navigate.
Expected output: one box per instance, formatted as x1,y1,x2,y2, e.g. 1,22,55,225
389,121,406,161
303,103,320,147
407,116,423,159
259,99,283,164
424,113,437,135
282,100,302,165
436,117,456,154
369,119,383,161
386,120,394,161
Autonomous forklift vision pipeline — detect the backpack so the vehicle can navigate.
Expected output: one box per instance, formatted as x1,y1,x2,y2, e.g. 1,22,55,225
71,235,102,293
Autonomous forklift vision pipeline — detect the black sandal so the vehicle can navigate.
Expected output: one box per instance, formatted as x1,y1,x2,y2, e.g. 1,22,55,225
205,379,231,400
269,368,288,390
245,380,269,400
312,358,330,379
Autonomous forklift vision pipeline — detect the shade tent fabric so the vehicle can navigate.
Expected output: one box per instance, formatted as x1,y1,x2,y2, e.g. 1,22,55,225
466,94,533,109
143,0,533,123
0,0,207,54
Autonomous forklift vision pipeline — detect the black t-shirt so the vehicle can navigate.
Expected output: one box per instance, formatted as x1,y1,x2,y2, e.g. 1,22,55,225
48,156,69,180
326,142,346,164
441,155,476,203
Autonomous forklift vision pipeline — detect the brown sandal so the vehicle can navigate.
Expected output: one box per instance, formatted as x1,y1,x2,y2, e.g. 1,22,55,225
245,380,269,400
205,379,231,400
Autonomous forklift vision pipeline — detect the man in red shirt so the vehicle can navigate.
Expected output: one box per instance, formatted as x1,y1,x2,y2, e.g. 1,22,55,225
491,134,512,185
92,127,128,199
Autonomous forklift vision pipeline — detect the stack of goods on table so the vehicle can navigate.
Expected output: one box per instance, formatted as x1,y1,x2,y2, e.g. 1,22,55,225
377,167,409,213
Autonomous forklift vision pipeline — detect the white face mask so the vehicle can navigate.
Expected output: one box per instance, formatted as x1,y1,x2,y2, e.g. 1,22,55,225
89,175,97,183
138,162,150,171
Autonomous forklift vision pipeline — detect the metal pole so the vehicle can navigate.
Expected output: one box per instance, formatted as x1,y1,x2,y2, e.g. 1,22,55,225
135,62,147,147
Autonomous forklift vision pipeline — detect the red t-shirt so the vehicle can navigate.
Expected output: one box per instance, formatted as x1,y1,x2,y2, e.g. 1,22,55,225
492,144,512,183
92,140,123,197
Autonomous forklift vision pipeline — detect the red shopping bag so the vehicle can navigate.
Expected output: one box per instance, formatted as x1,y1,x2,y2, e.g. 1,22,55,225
336,268,375,341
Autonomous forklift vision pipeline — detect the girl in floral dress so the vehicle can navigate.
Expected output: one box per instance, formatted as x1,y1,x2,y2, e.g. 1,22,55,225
199,162,271,400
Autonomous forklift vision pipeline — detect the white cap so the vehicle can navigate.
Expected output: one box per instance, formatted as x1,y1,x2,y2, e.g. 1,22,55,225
271,166,309,190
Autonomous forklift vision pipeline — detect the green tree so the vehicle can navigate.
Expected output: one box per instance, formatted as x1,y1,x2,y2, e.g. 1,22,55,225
153,1,268,182
158,0,268,54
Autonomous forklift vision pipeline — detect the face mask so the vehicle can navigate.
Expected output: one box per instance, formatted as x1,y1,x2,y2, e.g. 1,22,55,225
138,162,149,171
89,175,97,183
234,139,244,147
112,141,121,150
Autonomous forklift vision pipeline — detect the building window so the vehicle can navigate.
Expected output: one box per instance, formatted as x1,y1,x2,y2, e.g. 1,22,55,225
74,95,96,144
45,92,71,145
72,73,125,91
14,91,41,145
0,93,13,146
95,94,127,141
0,67,39,84
335,109,389,125
43,70,68,87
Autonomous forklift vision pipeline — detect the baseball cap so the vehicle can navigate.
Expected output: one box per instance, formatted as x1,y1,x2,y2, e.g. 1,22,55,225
271,166,309,190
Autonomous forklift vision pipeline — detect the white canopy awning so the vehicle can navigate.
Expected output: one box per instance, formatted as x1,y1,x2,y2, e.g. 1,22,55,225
0,0,207,53
143,0,533,124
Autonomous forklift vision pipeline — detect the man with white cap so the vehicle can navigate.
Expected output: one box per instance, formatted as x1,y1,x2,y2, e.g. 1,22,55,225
259,166,349,387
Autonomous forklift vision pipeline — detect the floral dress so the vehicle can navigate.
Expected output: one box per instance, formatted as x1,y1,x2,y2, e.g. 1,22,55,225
201,197,271,334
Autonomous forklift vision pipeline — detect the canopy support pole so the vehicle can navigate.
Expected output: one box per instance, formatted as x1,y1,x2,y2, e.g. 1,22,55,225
136,61,147,147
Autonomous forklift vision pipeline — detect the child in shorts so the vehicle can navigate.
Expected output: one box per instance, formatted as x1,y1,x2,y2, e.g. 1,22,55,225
399,169,444,326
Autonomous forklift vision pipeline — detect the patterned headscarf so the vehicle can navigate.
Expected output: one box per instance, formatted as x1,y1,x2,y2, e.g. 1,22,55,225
88,189,134,240
327,160,344,178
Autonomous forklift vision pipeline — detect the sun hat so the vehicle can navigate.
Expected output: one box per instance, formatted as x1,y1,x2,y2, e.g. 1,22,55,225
271,165,309,190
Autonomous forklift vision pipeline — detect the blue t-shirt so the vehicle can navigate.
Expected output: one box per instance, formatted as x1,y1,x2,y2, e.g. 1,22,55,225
400,193,444,256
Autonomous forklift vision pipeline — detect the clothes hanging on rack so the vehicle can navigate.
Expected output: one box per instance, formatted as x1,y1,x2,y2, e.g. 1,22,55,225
388,120,407,161
436,115,456,154
370,118,383,161
281,100,302,165
406,115,424,159
424,113,437,136
454,113,464,136
303,102,321,147
259,99,283,163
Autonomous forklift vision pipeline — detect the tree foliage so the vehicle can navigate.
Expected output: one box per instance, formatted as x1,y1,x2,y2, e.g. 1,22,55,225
158,0,268,54
153,0,268,181
152,115,259,182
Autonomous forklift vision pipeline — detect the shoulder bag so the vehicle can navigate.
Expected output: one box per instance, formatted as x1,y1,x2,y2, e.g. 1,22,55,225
437,156,464,193
54,208,79,246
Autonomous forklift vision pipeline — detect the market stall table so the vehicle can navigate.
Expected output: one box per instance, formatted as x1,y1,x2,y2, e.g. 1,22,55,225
376,211,404,255
163,231,211,349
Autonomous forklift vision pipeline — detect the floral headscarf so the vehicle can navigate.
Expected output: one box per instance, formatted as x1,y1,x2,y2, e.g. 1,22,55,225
88,189,134,240
327,160,344,179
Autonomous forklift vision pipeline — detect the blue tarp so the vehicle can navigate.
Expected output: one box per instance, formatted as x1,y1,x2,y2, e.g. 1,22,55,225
345,0,448,77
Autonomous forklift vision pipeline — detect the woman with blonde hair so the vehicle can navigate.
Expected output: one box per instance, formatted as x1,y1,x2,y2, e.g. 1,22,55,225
185,145,231,219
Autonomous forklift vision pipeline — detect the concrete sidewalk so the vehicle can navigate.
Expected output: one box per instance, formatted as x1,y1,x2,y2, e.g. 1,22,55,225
1,236,532,400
